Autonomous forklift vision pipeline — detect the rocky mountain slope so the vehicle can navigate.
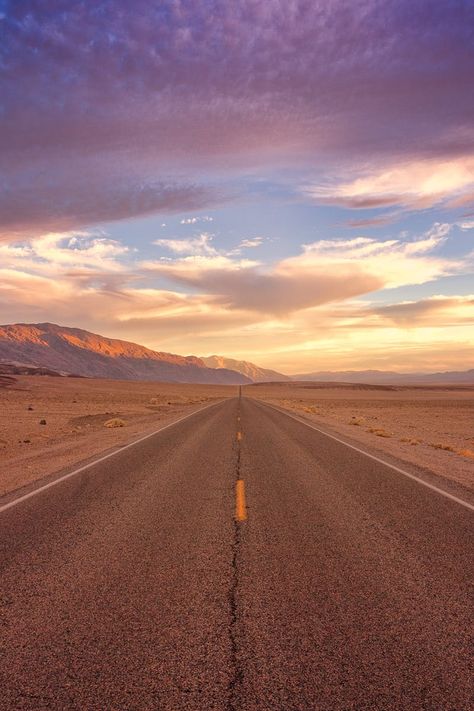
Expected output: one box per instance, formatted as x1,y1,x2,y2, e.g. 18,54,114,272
202,355,289,382
0,323,251,385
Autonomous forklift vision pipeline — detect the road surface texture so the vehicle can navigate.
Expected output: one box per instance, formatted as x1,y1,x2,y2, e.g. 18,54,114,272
1,396,473,710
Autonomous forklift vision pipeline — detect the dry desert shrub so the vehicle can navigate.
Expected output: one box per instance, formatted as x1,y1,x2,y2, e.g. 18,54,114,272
400,437,422,445
350,418,362,426
368,427,391,438
430,442,456,452
104,418,126,428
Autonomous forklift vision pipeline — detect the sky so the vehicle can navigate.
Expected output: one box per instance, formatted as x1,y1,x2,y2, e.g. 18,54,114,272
1,0,473,374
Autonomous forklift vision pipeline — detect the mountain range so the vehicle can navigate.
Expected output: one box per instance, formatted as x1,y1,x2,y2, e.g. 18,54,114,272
1,323,472,386
0,323,251,385
201,355,289,383
294,369,474,385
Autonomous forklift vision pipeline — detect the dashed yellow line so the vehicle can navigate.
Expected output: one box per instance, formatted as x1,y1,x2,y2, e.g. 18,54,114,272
235,479,247,521
237,431,242,441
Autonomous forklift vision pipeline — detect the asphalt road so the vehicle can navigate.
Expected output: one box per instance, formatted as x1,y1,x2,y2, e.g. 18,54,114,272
1,396,473,710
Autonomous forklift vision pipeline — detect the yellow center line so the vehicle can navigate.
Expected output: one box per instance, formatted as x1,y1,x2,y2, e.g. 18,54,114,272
235,479,247,521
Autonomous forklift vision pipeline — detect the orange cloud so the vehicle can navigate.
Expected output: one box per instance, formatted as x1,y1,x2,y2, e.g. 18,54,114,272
1,228,473,372
143,228,463,315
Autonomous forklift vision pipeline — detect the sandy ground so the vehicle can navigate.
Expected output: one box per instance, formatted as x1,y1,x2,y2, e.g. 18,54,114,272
245,382,474,493
0,375,236,497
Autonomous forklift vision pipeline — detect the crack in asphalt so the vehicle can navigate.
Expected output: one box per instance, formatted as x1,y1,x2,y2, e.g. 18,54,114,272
227,399,244,711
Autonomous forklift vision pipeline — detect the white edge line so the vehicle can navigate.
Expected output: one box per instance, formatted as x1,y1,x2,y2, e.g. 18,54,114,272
0,399,224,515
255,399,474,513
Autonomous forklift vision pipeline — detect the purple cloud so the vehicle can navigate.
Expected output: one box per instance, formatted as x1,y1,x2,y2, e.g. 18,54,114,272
0,167,224,240
1,0,474,234
370,296,474,326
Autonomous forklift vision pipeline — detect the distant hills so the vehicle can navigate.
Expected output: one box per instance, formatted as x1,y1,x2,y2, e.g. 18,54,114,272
1,323,472,387
0,323,251,385
294,369,474,385
201,355,290,383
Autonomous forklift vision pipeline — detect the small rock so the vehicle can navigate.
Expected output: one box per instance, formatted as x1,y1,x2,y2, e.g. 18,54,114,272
27,405,34,411
39,419,47,425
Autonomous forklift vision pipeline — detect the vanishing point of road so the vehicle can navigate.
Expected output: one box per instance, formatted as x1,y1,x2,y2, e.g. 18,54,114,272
1,394,473,710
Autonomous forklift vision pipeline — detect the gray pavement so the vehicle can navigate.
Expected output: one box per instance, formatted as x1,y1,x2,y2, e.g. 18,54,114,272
1,396,472,710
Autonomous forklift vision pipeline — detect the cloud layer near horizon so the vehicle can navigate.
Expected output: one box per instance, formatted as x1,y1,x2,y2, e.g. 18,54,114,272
143,226,459,315
1,225,472,372
1,0,474,236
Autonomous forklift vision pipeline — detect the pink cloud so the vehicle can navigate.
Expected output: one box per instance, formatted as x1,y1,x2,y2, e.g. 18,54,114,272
306,156,474,211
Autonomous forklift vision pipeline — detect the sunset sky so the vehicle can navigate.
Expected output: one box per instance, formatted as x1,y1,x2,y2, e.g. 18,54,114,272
1,0,473,373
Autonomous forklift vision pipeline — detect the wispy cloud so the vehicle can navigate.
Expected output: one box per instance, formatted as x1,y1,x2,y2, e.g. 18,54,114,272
458,220,474,231
153,233,217,256
306,156,474,211
0,232,129,274
238,238,264,249
369,295,474,326
180,216,214,225
346,214,399,229
226,237,266,256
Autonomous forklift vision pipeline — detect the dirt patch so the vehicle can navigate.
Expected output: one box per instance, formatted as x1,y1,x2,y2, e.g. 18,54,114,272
68,412,125,428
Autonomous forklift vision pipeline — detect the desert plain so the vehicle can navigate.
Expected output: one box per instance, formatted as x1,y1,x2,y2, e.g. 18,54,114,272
1,375,473,499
